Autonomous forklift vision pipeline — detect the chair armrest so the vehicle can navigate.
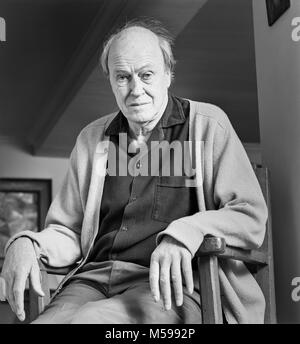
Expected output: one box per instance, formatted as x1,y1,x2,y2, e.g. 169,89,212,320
196,237,268,265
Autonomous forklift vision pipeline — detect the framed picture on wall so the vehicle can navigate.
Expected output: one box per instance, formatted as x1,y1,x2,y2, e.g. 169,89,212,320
266,0,291,26
0,179,52,269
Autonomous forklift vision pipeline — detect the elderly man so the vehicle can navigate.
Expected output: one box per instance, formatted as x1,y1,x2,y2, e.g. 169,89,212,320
0,18,267,324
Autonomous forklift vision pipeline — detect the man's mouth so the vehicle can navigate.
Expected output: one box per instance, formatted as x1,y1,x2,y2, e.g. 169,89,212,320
129,103,149,107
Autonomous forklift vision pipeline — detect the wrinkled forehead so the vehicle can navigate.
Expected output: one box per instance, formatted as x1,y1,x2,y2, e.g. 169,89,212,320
108,27,164,71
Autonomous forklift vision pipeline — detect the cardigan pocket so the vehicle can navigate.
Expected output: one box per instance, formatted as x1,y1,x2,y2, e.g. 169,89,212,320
152,176,198,224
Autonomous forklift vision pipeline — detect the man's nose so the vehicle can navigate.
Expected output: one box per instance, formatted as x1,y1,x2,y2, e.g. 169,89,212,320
130,76,144,96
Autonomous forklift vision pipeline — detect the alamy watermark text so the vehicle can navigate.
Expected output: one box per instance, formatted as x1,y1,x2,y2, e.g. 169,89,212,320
291,17,300,42
94,134,204,188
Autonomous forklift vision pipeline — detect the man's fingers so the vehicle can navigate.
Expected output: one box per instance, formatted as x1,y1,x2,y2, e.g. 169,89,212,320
149,256,160,302
13,274,27,321
160,258,172,310
0,276,7,301
29,261,45,297
5,277,17,315
181,254,194,294
171,259,183,307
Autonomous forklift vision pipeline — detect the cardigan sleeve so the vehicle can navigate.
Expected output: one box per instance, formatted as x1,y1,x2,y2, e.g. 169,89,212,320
156,110,268,257
4,136,86,267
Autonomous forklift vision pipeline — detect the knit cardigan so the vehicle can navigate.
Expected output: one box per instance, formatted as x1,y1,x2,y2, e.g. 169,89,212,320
5,99,268,323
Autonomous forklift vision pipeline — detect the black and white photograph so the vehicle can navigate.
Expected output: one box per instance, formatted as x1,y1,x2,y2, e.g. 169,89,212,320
0,0,299,329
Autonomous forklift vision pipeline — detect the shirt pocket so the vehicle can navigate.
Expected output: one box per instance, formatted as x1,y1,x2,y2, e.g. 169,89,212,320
152,176,197,223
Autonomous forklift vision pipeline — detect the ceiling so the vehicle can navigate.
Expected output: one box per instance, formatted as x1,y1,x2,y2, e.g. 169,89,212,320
0,0,259,157
0,0,104,138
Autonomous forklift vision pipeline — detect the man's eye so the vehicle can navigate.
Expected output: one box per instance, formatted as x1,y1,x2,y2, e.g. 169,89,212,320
141,72,153,81
117,75,129,82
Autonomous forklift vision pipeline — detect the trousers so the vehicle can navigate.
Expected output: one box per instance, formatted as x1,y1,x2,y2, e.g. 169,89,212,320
32,260,202,324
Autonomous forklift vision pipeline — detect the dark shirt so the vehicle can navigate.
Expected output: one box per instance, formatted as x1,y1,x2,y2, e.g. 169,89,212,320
83,95,198,269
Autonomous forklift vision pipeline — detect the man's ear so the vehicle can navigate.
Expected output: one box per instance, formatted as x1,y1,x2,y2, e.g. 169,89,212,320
166,70,172,88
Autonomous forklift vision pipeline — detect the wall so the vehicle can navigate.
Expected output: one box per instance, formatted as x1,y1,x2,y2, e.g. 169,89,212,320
252,0,300,323
0,139,68,323
172,0,260,143
0,139,68,195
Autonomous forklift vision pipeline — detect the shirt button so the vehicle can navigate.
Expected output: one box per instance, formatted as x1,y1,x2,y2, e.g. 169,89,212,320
130,196,137,202
136,161,141,169
121,225,128,231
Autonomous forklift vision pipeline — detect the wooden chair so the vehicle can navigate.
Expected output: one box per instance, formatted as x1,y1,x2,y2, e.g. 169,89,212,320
28,166,276,324
196,165,276,323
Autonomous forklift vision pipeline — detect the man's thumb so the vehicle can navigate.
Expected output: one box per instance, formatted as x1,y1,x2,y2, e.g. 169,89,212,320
29,263,45,297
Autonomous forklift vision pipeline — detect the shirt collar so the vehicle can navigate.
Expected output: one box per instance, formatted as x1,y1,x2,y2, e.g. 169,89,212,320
105,111,129,136
105,94,186,136
161,94,186,128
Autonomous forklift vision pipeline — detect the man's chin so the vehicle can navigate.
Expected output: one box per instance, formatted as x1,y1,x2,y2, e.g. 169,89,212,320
126,111,156,124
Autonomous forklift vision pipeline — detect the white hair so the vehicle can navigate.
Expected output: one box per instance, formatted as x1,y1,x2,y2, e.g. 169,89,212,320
100,17,176,81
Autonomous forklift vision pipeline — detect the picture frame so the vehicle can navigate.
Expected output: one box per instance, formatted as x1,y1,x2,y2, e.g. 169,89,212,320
266,0,291,26
0,179,52,269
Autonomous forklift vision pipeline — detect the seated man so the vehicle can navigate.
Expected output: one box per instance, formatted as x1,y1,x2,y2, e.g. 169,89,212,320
0,18,268,324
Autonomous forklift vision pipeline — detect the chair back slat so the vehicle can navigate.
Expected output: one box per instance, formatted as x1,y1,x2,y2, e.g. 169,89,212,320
252,165,277,323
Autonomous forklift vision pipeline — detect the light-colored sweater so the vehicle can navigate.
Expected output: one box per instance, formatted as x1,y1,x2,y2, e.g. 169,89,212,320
5,99,268,323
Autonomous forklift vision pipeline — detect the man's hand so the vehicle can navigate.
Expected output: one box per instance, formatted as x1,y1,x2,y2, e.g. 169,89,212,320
149,235,194,311
0,237,44,321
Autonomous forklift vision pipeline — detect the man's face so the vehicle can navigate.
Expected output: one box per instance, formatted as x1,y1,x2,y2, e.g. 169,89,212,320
108,27,171,125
